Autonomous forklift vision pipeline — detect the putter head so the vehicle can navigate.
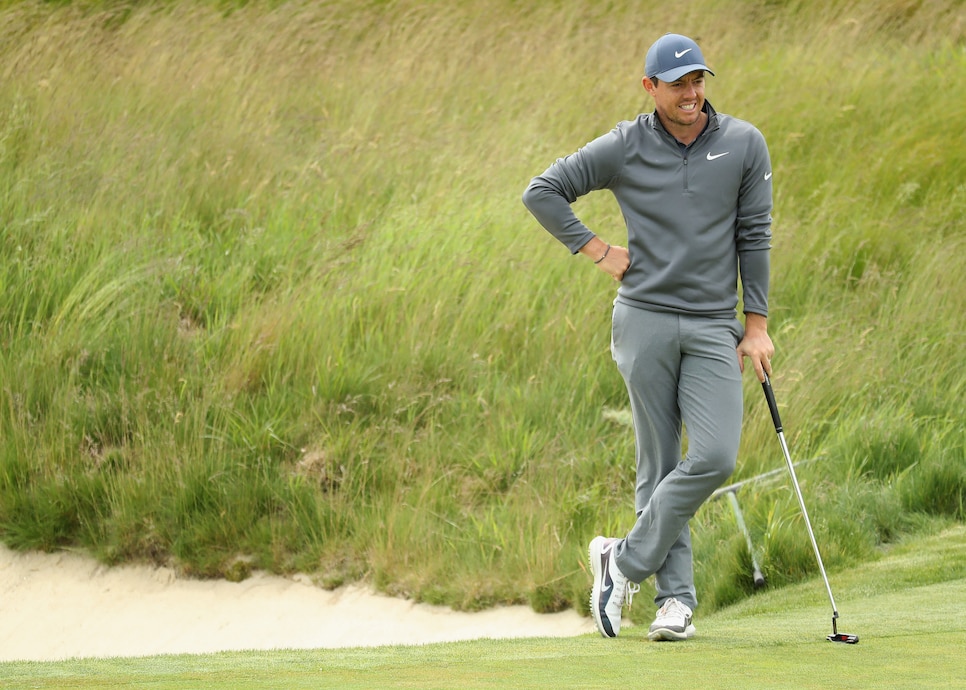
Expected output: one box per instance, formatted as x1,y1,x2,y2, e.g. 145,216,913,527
827,632,859,644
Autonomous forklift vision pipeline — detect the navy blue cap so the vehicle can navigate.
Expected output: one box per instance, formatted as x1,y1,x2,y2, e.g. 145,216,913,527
645,34,714,81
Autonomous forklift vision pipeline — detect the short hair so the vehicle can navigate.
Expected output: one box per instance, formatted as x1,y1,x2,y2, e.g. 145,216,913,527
648,70,707,87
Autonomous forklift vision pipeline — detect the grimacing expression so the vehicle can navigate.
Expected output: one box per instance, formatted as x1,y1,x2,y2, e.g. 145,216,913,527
646,71,706,131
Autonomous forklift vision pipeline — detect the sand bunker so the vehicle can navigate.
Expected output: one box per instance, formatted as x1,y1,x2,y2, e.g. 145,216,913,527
0,544,594,662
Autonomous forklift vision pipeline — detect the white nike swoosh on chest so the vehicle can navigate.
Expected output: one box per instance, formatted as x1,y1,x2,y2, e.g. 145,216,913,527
706,152,730,161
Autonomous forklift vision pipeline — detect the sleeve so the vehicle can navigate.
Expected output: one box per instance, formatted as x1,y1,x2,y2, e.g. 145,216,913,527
521,128,624,254
736,127,773,316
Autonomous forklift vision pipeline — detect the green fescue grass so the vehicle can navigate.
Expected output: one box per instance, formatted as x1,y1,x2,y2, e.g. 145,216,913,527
1,526,964,689
1,0,964,619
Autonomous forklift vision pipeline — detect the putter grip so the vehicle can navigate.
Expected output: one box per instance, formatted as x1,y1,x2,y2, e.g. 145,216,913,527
761,374,783,433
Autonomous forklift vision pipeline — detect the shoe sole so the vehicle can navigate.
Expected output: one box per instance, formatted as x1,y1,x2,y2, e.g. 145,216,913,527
588,537,617,638
647,624,696,641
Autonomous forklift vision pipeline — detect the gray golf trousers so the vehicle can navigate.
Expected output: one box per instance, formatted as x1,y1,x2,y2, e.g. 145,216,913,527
610,301,744,611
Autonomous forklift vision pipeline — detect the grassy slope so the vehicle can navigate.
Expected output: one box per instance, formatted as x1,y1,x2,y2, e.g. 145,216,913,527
1,525,963,689
0,0,963,616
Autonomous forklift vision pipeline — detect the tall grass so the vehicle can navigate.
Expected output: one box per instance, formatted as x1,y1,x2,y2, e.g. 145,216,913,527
0,0,963,617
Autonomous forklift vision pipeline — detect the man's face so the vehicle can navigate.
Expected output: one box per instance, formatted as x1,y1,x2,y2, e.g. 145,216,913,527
644,71,706,131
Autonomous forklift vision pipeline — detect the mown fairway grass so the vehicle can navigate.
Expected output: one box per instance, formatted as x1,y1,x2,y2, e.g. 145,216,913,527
1,526,964,688
1,0,964,628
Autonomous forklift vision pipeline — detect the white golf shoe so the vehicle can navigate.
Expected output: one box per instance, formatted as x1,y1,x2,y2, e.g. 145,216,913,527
647,597,696,641
589,536,639,638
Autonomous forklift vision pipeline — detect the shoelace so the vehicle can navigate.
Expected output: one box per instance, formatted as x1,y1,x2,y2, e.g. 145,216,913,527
656,597,689,619
625,582,641,608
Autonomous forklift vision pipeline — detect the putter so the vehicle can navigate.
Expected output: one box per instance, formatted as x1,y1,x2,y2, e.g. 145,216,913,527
761,373,859,644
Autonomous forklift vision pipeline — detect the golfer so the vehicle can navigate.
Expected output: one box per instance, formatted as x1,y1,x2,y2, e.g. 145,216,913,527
522,33,774,641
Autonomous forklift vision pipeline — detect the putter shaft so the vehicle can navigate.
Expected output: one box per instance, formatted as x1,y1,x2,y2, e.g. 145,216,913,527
762,373,858,644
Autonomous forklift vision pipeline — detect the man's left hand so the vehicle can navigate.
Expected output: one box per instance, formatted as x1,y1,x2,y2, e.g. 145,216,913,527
737,313,774,382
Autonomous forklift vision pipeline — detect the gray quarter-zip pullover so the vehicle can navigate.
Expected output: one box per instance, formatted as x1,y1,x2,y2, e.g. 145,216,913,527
523,101,772,318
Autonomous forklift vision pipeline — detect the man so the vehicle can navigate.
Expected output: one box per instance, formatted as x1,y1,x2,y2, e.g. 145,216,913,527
522,33,774,641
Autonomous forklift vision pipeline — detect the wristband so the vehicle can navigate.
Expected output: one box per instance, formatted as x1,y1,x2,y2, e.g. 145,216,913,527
594,244,611,264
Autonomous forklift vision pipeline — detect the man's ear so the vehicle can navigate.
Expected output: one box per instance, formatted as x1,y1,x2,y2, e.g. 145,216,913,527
642,76,657,95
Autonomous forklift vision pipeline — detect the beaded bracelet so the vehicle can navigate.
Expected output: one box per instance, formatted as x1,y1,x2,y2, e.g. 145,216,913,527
594,244,611,264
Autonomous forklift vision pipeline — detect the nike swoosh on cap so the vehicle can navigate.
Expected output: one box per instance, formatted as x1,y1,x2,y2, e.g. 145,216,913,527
706,152,730,161
675,49,693,58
